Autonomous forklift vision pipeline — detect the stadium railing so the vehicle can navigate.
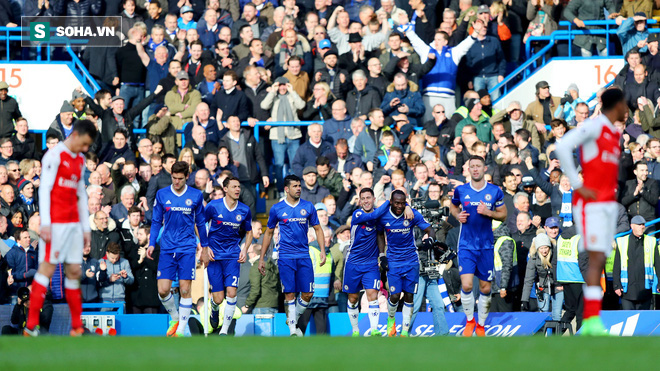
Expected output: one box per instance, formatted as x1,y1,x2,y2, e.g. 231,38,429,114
614,217,660,238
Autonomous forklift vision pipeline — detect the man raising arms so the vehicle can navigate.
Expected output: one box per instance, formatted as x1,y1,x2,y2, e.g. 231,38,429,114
24,120,97,337
450,155,507,336
259,175,325,336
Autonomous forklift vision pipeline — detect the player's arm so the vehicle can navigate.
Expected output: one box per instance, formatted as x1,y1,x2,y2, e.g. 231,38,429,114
312,224,326,266
555,122,600,195
377,230,389,271
239,209,253,263
194,193,209,248
258,227,275,275
422,226,436,241
37,153,59,243
477,203,507,222
147,193,163,259
352,201,390,224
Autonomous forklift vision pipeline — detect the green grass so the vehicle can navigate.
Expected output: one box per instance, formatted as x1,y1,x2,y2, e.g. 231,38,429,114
0,336,658,370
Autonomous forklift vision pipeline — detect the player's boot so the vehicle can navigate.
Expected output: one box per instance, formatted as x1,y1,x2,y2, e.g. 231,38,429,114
352,330,360,337
370,329,382,337
463,318,476,337
387,318,397,337
166,320,179,337
400,330,409,337
295,328,304,337
580,317,609,336
210,310,220,330
70,327,85,337
475,324,486,337
23,326,39,337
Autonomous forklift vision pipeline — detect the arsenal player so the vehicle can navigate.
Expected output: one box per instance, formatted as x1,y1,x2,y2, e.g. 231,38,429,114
556,88,627,335
24,119,97,337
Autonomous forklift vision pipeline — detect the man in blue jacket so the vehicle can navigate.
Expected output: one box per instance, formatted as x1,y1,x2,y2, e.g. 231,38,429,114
5,228,37,304
380,73,425,126
465,23,506,100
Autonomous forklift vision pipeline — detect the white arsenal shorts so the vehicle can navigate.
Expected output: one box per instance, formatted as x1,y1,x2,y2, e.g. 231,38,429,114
39,223,84,264
573,200,618,255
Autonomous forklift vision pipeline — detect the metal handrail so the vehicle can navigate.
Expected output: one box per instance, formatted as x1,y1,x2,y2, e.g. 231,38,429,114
614,217,660,238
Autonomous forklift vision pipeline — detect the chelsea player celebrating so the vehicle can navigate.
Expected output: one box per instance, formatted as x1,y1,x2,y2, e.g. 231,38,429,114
450,155,507,337
203,175,253,335
376,190,436,337
148,161,209,337
259,175,325,336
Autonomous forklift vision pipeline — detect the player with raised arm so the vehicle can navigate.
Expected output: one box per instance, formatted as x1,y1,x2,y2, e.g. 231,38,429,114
344,189,414,337
450,155,507,337
203,175,253,335
377,190,436,337
258,175,325,337
24,120,97,337
148,161,208,337
555,88,626,335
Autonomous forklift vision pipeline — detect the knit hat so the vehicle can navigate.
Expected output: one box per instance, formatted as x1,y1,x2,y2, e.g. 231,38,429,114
348,33,362,43
72,90,85,100
567,83,579,95
477,89,490,99
533,233,551,248
324,48,339,59
17,178,30,192
465,98,479,112
0,81,8,90
60,100,74,113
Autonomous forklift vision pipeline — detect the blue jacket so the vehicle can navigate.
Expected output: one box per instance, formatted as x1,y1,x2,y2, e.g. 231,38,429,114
5,244,37,295
465,36,507,78
322,115,353,145
182,119,225,146
291,139,334,177
196,79,219,106
617,17,649,56
197,25,220,50
380,81,426,125
50,263,65,301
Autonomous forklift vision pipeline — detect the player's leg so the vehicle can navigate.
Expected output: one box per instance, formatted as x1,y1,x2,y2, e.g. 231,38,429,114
219,260,240,335
62,224,85,336
174,253,197,336
399,265,419,337
343,262,362,336
157,252,179,335
386,268,403,337
362,264,382,336
297,258,314,329
278,258,300,336
474,249,494,336
459,249,478,336
207,261,225,330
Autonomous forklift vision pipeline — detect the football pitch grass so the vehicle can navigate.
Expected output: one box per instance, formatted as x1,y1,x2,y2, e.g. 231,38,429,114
0,336,658,370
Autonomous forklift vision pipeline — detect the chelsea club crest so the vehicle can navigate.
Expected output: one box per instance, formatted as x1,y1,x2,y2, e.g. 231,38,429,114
185,199,193,206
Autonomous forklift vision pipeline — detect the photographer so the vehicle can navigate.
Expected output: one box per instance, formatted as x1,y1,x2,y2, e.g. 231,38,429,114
1,287,53,335
521,232,563,321
553,83,584,125
411,240,457,336
491,220,519,312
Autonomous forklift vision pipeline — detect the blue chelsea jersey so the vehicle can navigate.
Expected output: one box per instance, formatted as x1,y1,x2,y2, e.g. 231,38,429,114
149,185,208,253
451,182,504,250
345,201,391,265
267,199,319,259
376,208,430,265
205,198,252,259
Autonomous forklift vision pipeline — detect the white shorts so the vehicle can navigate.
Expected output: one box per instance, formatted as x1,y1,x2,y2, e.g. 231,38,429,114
573,200,618,255
39,223,84,264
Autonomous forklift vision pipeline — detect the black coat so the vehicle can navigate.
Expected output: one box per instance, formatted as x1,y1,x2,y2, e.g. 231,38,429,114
131,245,161,308
383,55,436,87
85,93,158,146
90,227,122,260
345,85,381,119
0,97,21,139
620,178,660,222
211,88,250,122
243,81,271,121
146,170,172,206
218,129,268,184
10,135,37,160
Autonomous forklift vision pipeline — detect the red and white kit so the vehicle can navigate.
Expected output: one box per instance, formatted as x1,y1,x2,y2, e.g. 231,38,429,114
38,142,90,264
556,115,621,254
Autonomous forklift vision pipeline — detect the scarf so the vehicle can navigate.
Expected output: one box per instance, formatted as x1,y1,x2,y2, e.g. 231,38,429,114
20,194,33,205
147,39,167,52
559,188,573,226
276,93,295,144
278,42,305,68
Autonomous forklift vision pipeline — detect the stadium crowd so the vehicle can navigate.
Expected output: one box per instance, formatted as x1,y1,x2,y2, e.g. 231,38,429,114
3,0,660,335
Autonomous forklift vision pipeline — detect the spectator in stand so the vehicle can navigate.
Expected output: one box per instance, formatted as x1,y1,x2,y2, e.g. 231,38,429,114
616,13,649,56
316,156,344,198
5,228,37,304
81,243,100,303
380,73,425,126
525,80,560,140
345,69,381,121
0,81,21,139
178,5,198,31
613,215,660,310
282,56,311,101
455,98,492,143
521,231,563,320
563,0,616,57
348,117,377,168
90,210,122,260
624,65,659,111
301,82,335,121
212,70,250,121
301,166,331,204
465,16,506,100
323,100,353,145
98,242,134,304
9,118,34,160
621,161,659,230
47,101,75,142
144,0,166,32
99,129,137,165
620,0,653,19
185,123,219,169
235,38,274,81
131,225,160,313
218,116,269,218
292,123,334,178
274,29,313,79
512,211,536,276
